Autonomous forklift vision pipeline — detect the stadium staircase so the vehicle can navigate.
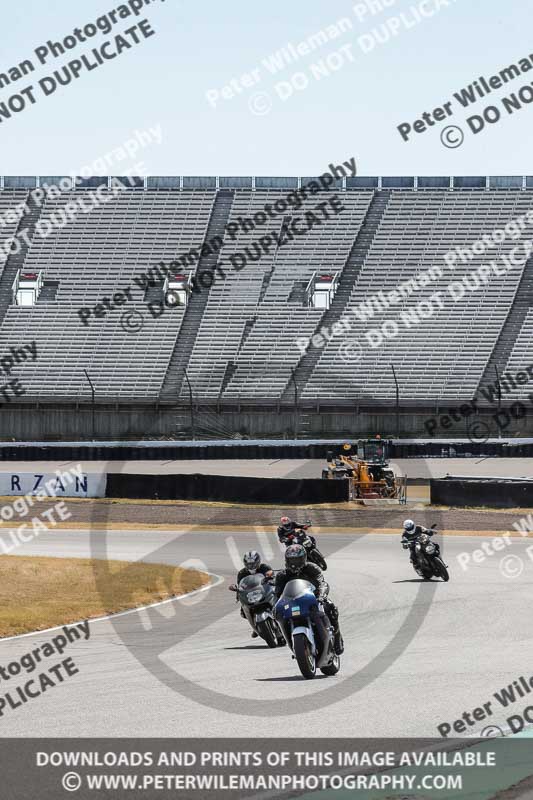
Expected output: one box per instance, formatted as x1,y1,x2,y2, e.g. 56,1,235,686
38,280,60,302
280,189,391,400
477,250,533,397
219,360,238,400
159,189,235,402
0,192,42,323
143,282,164,304
288,281,307,304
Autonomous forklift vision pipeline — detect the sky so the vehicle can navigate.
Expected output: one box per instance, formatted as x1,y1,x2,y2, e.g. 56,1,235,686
0,0,531,177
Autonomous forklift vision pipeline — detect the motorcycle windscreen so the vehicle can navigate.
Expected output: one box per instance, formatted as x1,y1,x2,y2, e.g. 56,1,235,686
279,579,315,600
238,574,264,591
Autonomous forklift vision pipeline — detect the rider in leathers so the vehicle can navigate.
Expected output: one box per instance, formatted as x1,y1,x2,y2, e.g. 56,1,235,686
229,551,274,638
274,544,344,655
401,519,435,566
277,516,316,548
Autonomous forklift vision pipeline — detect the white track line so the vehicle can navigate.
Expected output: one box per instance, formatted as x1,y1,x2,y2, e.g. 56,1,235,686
0,572,224,643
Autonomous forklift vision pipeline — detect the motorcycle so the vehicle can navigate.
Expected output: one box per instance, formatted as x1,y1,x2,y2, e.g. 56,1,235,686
274,578,340,679
284,524,328,571
408,526,449,582
230,574,285,648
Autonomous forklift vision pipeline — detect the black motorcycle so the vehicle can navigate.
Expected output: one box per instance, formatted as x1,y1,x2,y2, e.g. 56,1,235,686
230,574,285,647
409,527,449,582
284,524,328,571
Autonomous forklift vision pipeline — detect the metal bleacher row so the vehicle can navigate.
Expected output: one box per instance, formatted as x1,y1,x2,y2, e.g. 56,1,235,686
504,309,533,399
0,182,531,404
303,191,533,403
0,191,215,399
0,191,28,265
183,191,372,399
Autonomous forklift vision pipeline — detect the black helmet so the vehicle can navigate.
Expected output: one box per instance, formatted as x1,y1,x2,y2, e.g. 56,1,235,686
243,550,261,573
285,543,307,574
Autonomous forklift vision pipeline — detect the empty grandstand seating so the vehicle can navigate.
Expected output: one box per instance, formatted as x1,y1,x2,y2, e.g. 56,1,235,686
0,191,215,400
0,179,532,407
0,191,29,266
183,190,371,399
501,309,533,399
302,190,533,403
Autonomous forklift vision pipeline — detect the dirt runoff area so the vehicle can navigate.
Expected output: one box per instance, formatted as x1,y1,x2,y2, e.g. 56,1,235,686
0,555,209,637
1,497,529,534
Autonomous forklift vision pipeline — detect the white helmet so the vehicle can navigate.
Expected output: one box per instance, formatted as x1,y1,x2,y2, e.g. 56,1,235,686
403,519,415,532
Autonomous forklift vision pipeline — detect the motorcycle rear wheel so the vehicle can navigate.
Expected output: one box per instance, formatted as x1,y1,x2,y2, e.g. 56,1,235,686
309,549,328,571
293,633,316,679
435,558,450,582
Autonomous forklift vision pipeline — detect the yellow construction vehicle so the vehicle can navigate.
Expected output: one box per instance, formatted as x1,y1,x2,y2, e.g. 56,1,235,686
322,437,404,501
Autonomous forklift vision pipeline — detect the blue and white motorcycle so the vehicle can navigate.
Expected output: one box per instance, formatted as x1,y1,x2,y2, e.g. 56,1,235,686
274,578,340,679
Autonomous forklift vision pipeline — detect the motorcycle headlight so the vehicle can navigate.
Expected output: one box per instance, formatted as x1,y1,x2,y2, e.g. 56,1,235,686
425,543,435,554
415,543,421,551
246,590,263,603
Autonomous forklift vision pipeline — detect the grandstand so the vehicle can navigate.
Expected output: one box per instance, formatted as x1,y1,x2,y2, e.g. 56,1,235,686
0,174,532,440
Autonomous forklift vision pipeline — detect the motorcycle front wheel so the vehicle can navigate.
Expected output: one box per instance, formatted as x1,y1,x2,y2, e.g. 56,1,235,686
414,557,432,580
293,633,316,679
256,619,278,648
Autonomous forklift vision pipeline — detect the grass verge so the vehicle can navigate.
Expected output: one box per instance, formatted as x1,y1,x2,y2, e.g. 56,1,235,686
0,555,210,638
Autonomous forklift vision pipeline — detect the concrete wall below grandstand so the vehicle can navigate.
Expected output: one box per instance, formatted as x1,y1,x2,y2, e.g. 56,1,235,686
2,404,533,440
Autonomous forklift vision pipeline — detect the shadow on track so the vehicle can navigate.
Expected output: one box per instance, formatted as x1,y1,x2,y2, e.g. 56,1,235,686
256,675,329,683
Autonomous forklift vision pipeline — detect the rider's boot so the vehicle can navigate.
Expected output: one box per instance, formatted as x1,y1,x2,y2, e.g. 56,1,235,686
334,628,344,655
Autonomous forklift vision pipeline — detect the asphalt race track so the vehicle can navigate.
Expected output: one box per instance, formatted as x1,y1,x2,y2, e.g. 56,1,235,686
1,527,532,739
